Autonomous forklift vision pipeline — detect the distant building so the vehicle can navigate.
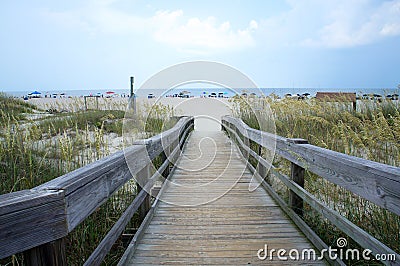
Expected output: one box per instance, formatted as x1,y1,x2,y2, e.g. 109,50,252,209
316,92,357,111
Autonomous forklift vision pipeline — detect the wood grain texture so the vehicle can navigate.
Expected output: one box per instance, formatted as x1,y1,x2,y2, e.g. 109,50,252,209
223,116,400,265
83,117,194,265
0,116,194,260
223,123,345,265
134,117,193,160
289,161,305,216
125,131,325,265
222,116,400,217
0,189,67,259
83,188,148,266
24,237,67,266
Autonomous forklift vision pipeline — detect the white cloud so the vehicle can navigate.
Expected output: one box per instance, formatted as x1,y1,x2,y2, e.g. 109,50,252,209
259,0,400,48
151,10,257,53
309,0,400,48
249,20,258,30
381,23,400,36
42,0,400,51
41,3,257,54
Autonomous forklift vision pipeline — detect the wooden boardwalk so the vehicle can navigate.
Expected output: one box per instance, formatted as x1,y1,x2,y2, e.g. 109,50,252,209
126,131,325,265
3,116,398,265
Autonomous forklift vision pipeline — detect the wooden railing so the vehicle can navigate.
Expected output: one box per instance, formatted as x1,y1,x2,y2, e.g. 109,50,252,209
0,116,194,265
222,116,400,266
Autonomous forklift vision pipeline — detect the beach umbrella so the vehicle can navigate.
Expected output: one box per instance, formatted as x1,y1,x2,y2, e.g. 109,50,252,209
106,91,115,94
30,90,41,95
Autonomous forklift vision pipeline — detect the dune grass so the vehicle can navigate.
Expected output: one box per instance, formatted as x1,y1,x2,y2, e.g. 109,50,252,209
0,93,37,120
231,96,400,264
0,94,175,265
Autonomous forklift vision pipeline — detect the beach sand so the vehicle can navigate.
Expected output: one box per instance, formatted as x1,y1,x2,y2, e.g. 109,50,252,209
157,97,232,131
27,97,233,131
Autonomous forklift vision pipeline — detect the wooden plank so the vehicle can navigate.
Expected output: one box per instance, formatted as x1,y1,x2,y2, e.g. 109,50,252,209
41,117,191,196
37,149,133,195
222,116,400,216
135,117,192,160
83,188,148,266
117,207,156,266
0,189,67,259
135,242,314,252
63,166,136,230
138,166,151,222
43,117,193,231
85,120,195,265
130,256,323,265
24,237,66,266
118,131,190,266
269,164,400,264
125,131,325,265
81,118,194,265
0,116,194,259
289,154,306,216
224,117,399,265
223,120,344,265
240,157,343,265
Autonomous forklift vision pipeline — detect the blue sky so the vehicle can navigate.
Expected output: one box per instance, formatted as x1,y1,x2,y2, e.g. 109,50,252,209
1,0,399,91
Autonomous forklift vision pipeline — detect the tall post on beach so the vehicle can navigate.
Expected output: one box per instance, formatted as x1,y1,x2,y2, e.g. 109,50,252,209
130,76,136,114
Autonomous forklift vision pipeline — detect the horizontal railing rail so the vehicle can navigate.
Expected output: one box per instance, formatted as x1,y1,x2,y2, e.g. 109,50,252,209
0,116,194,265
222,115,400,266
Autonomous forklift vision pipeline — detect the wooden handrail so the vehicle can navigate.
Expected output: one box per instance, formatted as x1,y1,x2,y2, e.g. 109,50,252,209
84,119,194,265
0,116,194,264
222,115,400,266
222,116,400,216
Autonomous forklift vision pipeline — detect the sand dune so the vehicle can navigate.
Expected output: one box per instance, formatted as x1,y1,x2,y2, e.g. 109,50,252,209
28,97,233,131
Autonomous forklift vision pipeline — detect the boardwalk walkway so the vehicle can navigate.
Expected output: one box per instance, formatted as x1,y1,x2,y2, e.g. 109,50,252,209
126,131,325,265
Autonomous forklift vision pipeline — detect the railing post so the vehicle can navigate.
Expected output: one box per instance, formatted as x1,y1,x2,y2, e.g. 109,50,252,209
288,138,308,217
24,237,67,266
170,136,180,165
257,165,268,182
161,151,170,178
137,164,151,221
221,120,226,132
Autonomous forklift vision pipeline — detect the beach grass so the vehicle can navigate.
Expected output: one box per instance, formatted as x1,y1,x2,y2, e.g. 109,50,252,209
0,94,175,265
231,95,400,264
